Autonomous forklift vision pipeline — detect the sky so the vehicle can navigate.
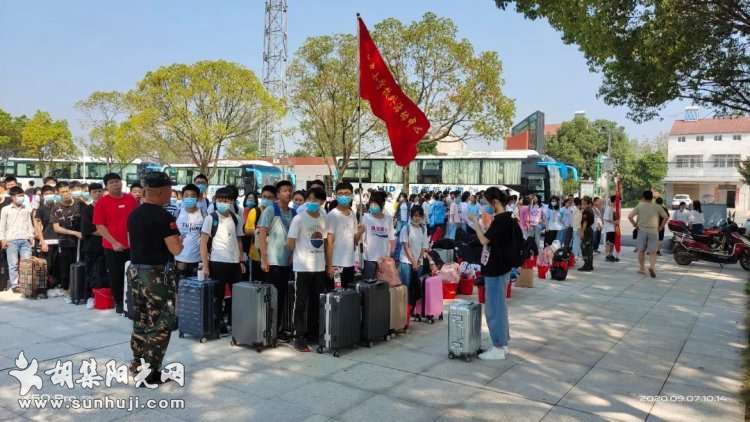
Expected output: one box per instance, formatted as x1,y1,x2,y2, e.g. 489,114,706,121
0,0,689,153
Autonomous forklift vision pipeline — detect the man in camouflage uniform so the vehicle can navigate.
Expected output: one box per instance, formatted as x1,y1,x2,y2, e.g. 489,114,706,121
126,172,183,386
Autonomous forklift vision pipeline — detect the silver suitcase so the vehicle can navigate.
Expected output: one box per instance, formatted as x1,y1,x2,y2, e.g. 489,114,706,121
231,282,278,352
448,300,482,361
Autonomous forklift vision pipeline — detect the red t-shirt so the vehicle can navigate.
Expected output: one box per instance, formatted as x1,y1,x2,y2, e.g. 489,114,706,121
93,193,138,250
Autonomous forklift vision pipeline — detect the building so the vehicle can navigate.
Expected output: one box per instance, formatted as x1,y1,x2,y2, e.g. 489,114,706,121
664,110,750,219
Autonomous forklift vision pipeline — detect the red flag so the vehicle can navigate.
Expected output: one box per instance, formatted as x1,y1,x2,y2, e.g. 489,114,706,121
614,178,622,253
358,16,430,166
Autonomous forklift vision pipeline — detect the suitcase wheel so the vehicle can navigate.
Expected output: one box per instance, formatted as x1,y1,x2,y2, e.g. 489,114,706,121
448,352,456,360
178,332,184,338
332,351,341,358
316,346,324,354
255,347,263,353
464,355,473,363
200,337,208,344
428,319,435,325
367,341,374,348
383,335,389,342
230,337,238,346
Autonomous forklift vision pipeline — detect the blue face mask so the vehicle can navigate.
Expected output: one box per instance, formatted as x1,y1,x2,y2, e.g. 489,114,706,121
260,198,274,209
43,195,54,204
170,198,177,206
245,199,256,208
336,195,352,206
369,205,381,215
182,197,198,209
306,202,321,213
215,202,230,214
53,194,62,203
197,183,207,194
82,192,91,200
485,205,494,214
72,191,82,198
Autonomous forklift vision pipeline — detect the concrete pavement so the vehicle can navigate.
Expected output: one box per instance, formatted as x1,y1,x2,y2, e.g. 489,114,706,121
0,249,746,421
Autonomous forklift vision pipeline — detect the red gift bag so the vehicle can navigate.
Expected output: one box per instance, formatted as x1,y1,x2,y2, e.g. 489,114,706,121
442,282,458,299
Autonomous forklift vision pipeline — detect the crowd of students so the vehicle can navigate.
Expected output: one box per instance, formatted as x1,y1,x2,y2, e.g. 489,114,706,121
0,170,698,361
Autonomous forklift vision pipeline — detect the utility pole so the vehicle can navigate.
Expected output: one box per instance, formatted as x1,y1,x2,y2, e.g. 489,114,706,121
261,0,288,160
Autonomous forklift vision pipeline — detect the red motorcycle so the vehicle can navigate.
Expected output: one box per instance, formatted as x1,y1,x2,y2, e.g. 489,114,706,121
669,219,750,271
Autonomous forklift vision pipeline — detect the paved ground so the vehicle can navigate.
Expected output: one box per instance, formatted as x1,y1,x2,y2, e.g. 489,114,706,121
0,249,746,422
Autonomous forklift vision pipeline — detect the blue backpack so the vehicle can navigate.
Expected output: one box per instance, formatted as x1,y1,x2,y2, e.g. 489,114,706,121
430,202,446,226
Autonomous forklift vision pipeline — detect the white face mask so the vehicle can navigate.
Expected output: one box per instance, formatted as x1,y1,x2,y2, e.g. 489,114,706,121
13,196,25,206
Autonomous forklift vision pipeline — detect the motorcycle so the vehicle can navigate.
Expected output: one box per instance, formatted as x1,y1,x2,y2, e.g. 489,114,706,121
669,218,750,271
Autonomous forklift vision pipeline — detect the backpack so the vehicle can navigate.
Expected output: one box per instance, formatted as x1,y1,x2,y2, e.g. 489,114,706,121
503,213,525,268
271,202,296,234
430,202,446,226
207,211,238,253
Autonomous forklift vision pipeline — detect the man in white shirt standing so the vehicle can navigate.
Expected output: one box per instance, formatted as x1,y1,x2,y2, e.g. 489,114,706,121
0,187,35,293
673,202,690,225
175,184,206,277
288,187,328,352
326,182,360,289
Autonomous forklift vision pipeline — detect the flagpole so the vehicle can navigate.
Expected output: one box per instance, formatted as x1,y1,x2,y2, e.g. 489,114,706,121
356,12,363,218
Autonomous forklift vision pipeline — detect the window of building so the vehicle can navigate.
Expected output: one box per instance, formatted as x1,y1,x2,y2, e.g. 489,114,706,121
714,135,723,141
712,154,742,168
696,135,704,142
733,134,742,141
675,155,703,168
677,136,686,143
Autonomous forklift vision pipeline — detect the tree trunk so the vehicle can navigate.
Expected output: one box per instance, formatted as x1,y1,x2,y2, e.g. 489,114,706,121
402,165,410,195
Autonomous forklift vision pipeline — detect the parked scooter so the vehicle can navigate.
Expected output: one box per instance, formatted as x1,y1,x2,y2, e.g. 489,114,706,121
669,218,750,271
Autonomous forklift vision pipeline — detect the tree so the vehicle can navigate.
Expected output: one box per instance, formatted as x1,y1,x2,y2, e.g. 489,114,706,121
288,13,515,187
20,111,76,175
76,91,141,170
290,148,312,157
495,0,750,122
126,60,284,177
739,157,750,185
0,109,27,163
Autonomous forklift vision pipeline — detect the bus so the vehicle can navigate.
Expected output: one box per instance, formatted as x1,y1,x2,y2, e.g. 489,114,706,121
163,160,288,197
337,150,570,201
1,157,161,188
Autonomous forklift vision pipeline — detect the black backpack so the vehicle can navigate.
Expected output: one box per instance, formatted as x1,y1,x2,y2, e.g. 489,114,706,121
502,213,525,268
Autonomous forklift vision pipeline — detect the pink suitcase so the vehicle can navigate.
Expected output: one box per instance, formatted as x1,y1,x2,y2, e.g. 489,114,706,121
413,275,444,324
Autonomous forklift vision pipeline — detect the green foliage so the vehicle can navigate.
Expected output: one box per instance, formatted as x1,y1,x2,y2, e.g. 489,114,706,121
739,157,750,186
0,109,27,159
76,91,140,168
290,148,312,158
20,111,76,174
125,60,283,177
495,0,750,121
288,13,515,183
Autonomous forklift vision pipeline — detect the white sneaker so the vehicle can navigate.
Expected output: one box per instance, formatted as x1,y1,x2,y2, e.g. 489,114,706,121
479,346,506,360
502,346,509,353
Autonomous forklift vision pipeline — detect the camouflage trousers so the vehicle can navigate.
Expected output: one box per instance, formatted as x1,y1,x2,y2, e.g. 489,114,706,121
128,265,176,372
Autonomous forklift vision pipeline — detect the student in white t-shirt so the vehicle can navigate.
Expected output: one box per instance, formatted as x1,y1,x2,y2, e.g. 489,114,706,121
175,184,206,277
398,205,429,287
287,187,328,352
325,182,361,289
357,191,395,280
200,187,245,332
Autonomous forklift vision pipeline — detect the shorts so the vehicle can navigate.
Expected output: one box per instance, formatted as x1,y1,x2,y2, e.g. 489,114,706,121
605,232,615,243
636,231,659,253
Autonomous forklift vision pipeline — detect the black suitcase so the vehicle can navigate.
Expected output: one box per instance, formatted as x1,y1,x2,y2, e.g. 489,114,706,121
317,289,361,357
0,250,8,292
355,280,390,347
177,277,222,342
282,278,295,336
69,242,87,305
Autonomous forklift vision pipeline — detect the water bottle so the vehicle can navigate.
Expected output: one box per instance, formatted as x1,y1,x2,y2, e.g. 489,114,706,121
334,267,342,290
197,262,205,281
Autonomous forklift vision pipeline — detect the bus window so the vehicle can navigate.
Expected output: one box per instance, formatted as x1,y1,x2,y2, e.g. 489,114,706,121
0,160,15,176
343,160,370,182
384,160,402,183
86,163,109,180
370,160,385,183
420,160,441,184
17,161,42,178
442,159,480,184
225,168,241,187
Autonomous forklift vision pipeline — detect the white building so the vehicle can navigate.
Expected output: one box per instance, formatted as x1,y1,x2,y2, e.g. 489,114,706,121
664,110,750,220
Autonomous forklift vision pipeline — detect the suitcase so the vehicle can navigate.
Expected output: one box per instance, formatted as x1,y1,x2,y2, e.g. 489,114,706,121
281,278,295,336
355,280,390,346
231,282,278,351
177,277,222,342
19,256,48,299
389,284,408,334
69,242,87,305
317,289,361,356
433,248,454,265
414,275,444,323
123,261,137,320
448,300,482,361
0,250,8,292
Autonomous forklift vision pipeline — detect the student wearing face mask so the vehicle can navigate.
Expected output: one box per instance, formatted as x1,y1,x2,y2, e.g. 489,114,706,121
291,190,306,211
193,174,211,212
288,187,328,352
543,196,563,247
52,181,83,292
242,191,262,281
34,185,62,289
200,187,246,333
398,205,428,287
325,182,360,289
0,187,35,293
357,191,395,279
79,183,107,290
164,190,181,218
174,184,206,277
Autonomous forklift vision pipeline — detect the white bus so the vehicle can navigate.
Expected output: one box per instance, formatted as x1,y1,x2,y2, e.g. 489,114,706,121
337,150,571,201
1,157,160,188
